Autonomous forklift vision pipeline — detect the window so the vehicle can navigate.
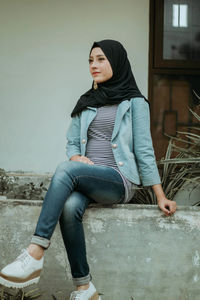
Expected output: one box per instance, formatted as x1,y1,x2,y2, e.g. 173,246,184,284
172,4,188,28
154,0,200,68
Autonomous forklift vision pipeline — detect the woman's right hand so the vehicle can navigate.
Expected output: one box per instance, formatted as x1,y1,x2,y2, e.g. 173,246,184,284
70,155,94,165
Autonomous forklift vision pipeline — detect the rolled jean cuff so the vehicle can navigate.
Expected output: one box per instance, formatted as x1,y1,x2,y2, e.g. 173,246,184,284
72,274,92,286
31,235,50,249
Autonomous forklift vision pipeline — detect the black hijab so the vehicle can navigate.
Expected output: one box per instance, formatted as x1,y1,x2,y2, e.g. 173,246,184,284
71,39,146,117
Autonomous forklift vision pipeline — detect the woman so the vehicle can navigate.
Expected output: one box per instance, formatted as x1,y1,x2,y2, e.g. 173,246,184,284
0,40,177,300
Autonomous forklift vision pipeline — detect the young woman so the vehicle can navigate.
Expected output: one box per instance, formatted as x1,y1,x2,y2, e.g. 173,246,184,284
0,40,177,300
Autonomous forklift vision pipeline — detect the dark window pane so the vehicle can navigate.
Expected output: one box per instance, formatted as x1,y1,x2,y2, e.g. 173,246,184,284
163,0,200,61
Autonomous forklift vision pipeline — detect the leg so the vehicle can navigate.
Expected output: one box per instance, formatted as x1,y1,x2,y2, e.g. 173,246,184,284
32,161,125,245
0,161,124,291
59,191,91,284
60,192,101,300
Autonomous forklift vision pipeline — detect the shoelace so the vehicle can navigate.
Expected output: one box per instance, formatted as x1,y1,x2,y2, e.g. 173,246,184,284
15,249,31,269
70,290,85,300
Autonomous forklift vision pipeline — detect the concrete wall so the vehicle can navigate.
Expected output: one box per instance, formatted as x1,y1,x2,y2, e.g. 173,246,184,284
0,199,200,300
2,171,200,205
0,0,149,173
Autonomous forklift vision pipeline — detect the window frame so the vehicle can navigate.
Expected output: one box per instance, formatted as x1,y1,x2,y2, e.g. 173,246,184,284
154,0,200,69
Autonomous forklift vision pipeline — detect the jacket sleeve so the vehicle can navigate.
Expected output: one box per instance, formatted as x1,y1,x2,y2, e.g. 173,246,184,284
132,98,161,186
65,115,81,160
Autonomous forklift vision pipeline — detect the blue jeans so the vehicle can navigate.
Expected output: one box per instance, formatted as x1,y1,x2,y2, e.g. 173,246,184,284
31,161,125,285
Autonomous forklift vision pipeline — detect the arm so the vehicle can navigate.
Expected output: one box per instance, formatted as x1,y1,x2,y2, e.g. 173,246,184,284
66,115,93,164
132,98,161,186
66,115,81,159
132,98,177,215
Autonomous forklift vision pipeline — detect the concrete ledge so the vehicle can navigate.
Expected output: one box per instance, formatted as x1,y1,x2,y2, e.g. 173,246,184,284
0,199,200,300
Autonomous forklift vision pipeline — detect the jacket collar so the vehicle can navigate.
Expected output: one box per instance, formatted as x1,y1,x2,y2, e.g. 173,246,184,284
112,100,130,140
86,101,130,140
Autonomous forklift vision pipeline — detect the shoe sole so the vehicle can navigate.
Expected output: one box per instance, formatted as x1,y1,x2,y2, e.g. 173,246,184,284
0,270,41,289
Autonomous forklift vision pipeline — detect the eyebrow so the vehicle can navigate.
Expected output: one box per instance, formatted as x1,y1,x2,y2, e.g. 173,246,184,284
89,54,105,58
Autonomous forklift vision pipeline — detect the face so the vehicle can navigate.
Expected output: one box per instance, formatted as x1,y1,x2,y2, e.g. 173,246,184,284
89,47,113,83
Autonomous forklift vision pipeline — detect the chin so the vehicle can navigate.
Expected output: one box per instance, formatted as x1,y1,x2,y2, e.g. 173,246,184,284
93,78,101,83
96,79,105,84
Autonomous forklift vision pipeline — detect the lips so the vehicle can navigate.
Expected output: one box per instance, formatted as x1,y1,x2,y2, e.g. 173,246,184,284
92,72,100,75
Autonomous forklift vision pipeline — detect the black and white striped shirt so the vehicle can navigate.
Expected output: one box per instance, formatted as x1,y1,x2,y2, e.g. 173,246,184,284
86,104,136,203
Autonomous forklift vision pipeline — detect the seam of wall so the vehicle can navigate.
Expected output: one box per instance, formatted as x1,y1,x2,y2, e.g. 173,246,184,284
0,198,200,211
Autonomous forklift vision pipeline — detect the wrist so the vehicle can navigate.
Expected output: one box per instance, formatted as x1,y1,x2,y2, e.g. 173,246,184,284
157,198,165,205
152,184,166,202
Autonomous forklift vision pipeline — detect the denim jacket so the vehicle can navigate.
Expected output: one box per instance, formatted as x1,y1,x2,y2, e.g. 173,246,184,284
66,97,161,186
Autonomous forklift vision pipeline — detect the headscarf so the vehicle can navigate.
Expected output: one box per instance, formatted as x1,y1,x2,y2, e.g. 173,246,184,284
71,39,146,117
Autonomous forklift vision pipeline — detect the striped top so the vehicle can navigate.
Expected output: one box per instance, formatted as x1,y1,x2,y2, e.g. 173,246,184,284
85,104,136,203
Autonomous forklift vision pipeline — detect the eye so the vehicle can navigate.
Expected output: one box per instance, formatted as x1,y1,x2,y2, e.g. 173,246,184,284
98,57,105,61
88,58,93,64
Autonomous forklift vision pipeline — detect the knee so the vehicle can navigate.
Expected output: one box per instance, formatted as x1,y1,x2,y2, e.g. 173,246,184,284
60,192,85,224
53,161,72,182
55,161,69,174
54,160,79,178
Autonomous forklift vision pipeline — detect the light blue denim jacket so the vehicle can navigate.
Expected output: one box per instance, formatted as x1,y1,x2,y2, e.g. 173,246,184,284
66,97,161,186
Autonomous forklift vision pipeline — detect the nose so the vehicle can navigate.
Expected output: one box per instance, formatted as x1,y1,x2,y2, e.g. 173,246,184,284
90,60,97,69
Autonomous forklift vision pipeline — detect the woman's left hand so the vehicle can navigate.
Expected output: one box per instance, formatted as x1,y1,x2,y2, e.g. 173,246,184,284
157,197,177,216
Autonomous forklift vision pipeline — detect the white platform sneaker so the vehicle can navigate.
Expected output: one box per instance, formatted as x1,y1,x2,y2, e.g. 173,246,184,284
0,249,44,288
70,281,101,300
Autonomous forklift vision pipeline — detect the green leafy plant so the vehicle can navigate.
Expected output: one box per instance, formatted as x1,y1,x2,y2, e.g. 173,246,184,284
6,182,47,200
0,286,42,300
0,169,48,200
0,169,14,196
0,286,61,300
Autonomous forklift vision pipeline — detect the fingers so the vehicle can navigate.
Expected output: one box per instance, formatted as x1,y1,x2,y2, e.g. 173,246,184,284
70,155,94,165
77,156,94,165
159,200,177,216
160,204,171,216
169,201,177,214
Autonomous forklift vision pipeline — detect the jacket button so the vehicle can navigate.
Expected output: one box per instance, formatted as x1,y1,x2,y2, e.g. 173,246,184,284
112,143,117,149
118,161,123,166
82,139,86,144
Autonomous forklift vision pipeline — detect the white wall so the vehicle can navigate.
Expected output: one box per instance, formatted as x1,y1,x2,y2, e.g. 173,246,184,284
0,0,149,172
